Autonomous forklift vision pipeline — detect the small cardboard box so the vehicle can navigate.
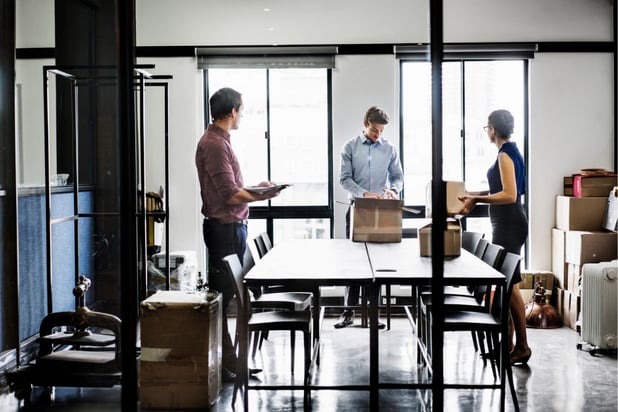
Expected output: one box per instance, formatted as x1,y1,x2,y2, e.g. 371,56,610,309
520,270,555,291
425,181,466,217
551,228,568,289
565,230,618,266
419,219,462,257
555,195,608,231
351,198,403,243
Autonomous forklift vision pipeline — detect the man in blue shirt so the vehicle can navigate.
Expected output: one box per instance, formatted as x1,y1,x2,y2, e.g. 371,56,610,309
336,106,404,329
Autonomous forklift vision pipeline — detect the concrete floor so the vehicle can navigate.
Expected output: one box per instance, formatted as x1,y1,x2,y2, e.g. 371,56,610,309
1,316,616,412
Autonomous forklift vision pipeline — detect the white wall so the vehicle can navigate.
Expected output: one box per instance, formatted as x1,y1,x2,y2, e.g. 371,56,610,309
528,53,615,269
15,0,616,274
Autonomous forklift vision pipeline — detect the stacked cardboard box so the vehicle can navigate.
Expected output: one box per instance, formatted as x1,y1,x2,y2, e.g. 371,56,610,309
140,290,222,409
552,195,617,330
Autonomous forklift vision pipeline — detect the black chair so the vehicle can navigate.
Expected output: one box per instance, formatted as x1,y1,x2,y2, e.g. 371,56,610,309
462,230,485,253
222,254,312,406
474,238,490,259
442,252,522,411
420,242,506,360
243,237,313,359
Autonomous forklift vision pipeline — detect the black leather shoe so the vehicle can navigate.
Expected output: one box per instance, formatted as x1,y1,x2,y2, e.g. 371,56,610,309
249,368,262,375
376,320,386,330
334,310,354,329
222,367,236,383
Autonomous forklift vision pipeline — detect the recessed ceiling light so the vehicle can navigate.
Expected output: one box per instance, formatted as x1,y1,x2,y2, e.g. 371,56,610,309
264,8,271,12
268,27,275,31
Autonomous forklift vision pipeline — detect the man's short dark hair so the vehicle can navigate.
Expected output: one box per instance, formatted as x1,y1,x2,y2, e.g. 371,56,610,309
210,87,243,121
364,106,389,125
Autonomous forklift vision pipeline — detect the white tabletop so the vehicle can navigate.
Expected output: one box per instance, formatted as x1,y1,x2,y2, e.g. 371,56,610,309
367,239,504,285
244,239,373,284
245,238,503,286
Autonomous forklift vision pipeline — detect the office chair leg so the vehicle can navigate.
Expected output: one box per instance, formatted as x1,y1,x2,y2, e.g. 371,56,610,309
303,330,312,408
506,360,520,411
290,331,296,374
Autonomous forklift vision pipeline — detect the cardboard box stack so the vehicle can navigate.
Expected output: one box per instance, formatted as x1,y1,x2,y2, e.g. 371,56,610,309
552,174,618,330
140,290,222,409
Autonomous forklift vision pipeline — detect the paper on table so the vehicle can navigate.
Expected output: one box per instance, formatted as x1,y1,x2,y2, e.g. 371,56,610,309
243,184,290,194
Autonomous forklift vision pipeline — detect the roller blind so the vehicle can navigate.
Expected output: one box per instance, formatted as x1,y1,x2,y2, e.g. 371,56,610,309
197,46,337,69
395,43,537,61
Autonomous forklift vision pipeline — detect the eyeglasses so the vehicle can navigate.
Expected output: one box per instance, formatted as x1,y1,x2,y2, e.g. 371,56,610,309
483,125,492,131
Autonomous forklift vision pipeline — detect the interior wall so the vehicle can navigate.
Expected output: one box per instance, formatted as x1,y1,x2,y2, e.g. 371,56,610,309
15,1,616,275
528,52,615,269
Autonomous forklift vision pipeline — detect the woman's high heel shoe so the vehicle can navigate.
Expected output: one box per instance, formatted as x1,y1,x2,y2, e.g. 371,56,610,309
510,347,532,365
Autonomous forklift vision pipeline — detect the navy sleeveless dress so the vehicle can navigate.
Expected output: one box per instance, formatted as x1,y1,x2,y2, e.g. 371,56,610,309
487,141,528,283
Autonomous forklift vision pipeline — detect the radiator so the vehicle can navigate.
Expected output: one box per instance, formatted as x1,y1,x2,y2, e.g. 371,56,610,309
581,260,618,349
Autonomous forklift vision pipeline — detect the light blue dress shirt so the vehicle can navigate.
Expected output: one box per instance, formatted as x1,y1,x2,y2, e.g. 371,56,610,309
339,134,404,201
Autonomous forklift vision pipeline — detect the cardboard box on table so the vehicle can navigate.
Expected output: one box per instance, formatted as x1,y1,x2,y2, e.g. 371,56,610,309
419,219,462,257
351,198,403,242
140,290,222,409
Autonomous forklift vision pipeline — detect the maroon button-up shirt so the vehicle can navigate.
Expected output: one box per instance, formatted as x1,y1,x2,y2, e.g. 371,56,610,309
195,124,248,223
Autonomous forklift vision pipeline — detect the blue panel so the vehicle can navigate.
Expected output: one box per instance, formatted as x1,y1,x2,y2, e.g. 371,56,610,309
51,220,76,312
17,195,48,340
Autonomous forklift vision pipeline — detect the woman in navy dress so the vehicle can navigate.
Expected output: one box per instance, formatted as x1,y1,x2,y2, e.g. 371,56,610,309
458,109,531,365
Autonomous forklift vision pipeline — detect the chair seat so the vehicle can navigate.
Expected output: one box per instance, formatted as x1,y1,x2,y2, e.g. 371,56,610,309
252,292,312,311
444,310,500,329
444,285,474,297
249,310,311,331
421,292,486,313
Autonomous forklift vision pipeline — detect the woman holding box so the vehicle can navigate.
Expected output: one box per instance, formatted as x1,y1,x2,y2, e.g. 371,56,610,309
458,109,531,366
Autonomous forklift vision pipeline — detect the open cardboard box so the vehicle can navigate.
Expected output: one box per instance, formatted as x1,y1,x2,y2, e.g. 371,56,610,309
351,198,403,242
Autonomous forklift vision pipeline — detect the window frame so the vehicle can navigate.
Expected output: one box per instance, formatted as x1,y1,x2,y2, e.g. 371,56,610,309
398,58,530,261
202,68,335,242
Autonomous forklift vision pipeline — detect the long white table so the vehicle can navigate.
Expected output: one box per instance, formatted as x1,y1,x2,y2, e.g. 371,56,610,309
240,238,505,410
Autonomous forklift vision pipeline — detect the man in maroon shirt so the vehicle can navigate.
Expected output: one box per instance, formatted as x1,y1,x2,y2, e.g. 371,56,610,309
196,87,282,381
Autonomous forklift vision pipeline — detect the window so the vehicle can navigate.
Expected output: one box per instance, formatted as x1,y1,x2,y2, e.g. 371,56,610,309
206,68,332,241
401,60,527,240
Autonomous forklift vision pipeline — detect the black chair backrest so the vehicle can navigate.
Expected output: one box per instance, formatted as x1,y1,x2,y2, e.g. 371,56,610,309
254,234,268,258
474,238,489,259
462,231,484,253
491,252,522,317
482,243,505,269
260,232,273,252
222,254,247,309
